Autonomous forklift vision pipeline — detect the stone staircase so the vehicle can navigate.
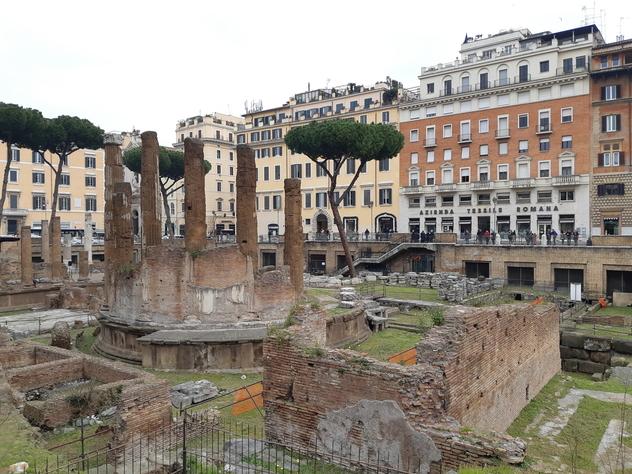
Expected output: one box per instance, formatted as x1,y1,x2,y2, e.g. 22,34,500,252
336,242,437,275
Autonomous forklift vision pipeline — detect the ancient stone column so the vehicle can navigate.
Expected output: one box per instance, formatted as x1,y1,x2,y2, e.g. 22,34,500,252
184,138,207,253
40,219,50,264
104,134,124,272
284,179,304,297
50,217,63,280
84,213,93,263
112,182,134,268
20,226,33,286
78,250,89,280
140,131,162,248
63,234,72,267
236,145,258,269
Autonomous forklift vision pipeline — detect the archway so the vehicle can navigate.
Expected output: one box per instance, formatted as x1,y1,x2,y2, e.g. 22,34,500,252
316,214,329,233
375,213,396,234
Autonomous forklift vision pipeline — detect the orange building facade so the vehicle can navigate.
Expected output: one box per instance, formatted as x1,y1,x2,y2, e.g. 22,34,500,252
399,25,604,241
589,39,632,236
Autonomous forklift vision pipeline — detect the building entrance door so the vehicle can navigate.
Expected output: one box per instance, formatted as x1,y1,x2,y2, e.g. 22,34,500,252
316,214,328,233
477,216,490,233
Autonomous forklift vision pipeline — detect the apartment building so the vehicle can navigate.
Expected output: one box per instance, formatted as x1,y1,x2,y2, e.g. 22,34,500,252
0,142,104,235
399,25,604,240
172,113,243,236
241,79,401,239
589,38,632,236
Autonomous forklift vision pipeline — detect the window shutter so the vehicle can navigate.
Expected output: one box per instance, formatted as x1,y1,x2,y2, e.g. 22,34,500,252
601,116,607,132
620,152,625,165
597,184,605,196
620,183,625,195
616,85,621,99
601,86,606,100
598,153,604,166
616,114,622,131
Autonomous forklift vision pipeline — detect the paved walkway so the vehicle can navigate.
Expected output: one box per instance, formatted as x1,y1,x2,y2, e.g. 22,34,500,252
0,309,93,337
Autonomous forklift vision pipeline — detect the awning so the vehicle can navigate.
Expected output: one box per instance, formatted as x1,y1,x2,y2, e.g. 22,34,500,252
459,217,472,223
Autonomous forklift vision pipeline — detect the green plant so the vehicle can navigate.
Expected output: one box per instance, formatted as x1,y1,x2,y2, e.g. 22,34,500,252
118,262,136,277
429,308,444,326
303,346,325,358
267,326,292,345
189,249,204,259
349,355,372,369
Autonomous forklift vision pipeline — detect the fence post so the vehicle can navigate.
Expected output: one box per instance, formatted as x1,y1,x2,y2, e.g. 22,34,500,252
181,407,187,474
80,417,86,471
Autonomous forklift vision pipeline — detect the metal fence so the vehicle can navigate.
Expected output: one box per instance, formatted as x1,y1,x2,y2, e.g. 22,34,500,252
31,409,423,474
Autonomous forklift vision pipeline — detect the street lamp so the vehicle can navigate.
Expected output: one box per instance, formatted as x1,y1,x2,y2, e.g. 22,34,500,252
492,196,498,235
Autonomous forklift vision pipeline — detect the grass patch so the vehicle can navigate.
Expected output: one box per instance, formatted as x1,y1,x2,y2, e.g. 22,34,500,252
0,401,53,468
350,329,420,361
326,306,355,317
571,323,632,341
29,327,97,355
597,306,632,317
459,467,517,474
304,288,338,300
354,283,443,303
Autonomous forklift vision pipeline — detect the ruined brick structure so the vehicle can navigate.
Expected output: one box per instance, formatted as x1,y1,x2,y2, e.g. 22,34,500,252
50,217,63,280
20,226,32,286
140,131,162,248
263,303,559,471
0,341,171,441
78,250,89,280
184,138,206,253
283,179,304,298
96,138,300,369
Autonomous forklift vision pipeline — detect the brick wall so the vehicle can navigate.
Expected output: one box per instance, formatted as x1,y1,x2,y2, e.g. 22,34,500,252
418,304,560,432
7,358,84,392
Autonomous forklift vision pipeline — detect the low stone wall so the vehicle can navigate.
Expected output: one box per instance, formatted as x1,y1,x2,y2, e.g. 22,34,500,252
0,285,61,311
560,331,632,374
325,307,371,348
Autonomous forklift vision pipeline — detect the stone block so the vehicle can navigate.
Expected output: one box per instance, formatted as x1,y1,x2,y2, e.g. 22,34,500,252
578,360,607,374
560,346,589,360
366,275,377,282
560,332,587,349
51,321,72,350
589,351,611,364
340,301,355,308
562,359,579,372
584,337,611,352
612,340,632,355
170,380,219,408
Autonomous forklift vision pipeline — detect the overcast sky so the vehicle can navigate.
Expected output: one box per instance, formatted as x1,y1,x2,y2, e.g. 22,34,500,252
1,0,628,144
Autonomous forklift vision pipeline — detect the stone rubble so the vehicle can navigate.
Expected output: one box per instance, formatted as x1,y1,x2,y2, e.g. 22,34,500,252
170,380,220,408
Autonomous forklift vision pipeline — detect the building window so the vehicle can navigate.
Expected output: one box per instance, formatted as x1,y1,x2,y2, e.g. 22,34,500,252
305,163,312,178
496,193,510,204
539,60,549,73
316,192,327,208
479,144,488,157
382,111,390,124
32,172,45,184
459,195,472,206
263,167,269,181
516,191,531,204
359,115,367,124
85,196,97,211
425,106,436,117
84,155,96,168
602,85,620,101
363,189,371,206
443,124,452,138
411,152,419,165
517,162,530,178
425,196,436,207
498,164,508,181
31,151,43,164
427,151,435,163
460,168,470,183
539,161,550,178
478,193,491,205
170,202,175,214
60,174,70,186
11,147,20,162
478,165,489,182
272,195,282,210
291,164,301,178
85,175,96,187
560,190,574,201
600,143,623,166
410,129,419,142
602,114,622,132
518,114,529,128
427,83,434,94
261,130,271,140
9,193,19,209
32,194,46,210
613,55,621,67
343,191,356,207
461,146,470,159
537,191,552,203
230,183,234,192
479,119,489,133
442,168,453,184
304,192,312,208
58,195,71,211
604,218,620,235
561,108,573,123
250,132,260,142
409,171,419,186
378,158,390,171
378,188,392,205
237,134,246,144
600,55,608,69
539,138,550,151
597,183,625,196
443,149,452,161
561,159,573,176
274,165,281,180
561,136,572,149
264,196,270,210
229,166,234,176
217,181,222,192
479,72,489,90
538,110,551,132
426,171,435,185
498,68,508,85
443,78,452,95
316,163,326,177
499,142,508,155
519,140,529,153
8,169,18,182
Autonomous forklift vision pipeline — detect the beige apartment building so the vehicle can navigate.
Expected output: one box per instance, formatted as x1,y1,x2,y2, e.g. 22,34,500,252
241,79,402,241
172,113,243,236
0,141,104,236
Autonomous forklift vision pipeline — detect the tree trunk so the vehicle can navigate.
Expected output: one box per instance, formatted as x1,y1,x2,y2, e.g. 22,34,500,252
48,156,64,231
0,142,13,233
159,180,174,239
328,190,356,277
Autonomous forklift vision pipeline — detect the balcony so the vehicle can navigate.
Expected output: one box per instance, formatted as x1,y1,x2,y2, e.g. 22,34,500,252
435,183,456,192
553,175,579,186
458,133,472,143
536,124,553,134
424,138,437,148
402,185,425,194
511,178,534,188
471,180,493,190
495,129,510,139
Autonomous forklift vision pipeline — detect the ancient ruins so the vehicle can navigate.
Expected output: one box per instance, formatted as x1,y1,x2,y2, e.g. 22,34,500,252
95,135,302,370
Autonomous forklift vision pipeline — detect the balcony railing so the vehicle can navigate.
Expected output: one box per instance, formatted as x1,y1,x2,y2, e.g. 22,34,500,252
424,138,436,147
536,124,553,134
553,175,579,185
471,180,493,190
512,178,534,188
495,129,510,139
458,133,472,143
435,183,456,192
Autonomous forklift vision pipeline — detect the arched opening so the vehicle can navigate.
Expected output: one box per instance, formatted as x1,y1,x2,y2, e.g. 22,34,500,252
316,214,329,233
375,213,396,236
